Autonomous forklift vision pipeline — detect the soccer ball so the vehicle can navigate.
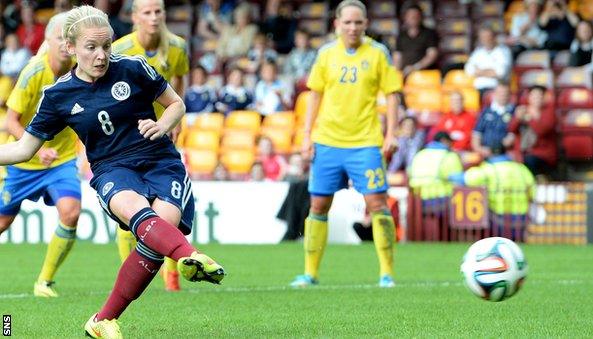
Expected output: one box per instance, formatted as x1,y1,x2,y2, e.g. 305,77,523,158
460,237,528,302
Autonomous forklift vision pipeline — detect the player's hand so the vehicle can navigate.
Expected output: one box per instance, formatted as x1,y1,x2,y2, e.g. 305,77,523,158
381,136,398,156
301,135,314,162
169,124,182,143
138,119,167,140
38,147,58,167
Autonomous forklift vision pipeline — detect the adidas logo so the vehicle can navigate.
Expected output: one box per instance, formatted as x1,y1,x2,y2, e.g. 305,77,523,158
71,103,84,115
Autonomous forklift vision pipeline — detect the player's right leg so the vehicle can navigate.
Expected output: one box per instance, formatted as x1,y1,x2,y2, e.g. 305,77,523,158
291,143,346,287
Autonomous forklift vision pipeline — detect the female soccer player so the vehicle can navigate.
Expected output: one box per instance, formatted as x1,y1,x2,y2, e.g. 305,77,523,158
0,6,224,338
290,0,401,288
0,13,79,298
111,0,190,291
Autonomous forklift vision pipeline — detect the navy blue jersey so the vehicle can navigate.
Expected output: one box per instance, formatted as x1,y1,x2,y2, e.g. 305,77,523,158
26,54,179,171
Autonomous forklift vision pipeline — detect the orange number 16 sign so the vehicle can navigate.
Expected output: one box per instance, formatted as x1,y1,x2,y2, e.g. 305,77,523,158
449,187,489,229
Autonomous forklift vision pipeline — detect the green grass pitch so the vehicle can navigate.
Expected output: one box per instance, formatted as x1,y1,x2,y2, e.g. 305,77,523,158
1,242,592,338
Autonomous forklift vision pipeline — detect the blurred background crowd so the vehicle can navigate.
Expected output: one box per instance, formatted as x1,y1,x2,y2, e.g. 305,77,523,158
0,0,592,186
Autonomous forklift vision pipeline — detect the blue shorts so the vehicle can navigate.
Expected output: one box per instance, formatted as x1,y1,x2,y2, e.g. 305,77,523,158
309,143,388,196
90,155,195,235
0,159,81,216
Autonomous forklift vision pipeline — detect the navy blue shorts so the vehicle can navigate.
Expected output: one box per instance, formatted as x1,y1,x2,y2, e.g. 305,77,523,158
90,156,195,235
0,159,81,215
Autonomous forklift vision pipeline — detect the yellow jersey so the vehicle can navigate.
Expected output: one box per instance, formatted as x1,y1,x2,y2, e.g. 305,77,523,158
112,31,190,118
307,36,402,148
7,54,77,170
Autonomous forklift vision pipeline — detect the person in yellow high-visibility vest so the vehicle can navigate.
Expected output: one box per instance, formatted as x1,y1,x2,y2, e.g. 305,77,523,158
450,143,535,240
408,131,464,214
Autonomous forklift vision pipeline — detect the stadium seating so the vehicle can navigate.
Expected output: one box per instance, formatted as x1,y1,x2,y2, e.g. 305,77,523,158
405,70,442,90
294,91,311,126
439,35,471,55
220,129,257,153
473,0,505,18
561,109,593,161
192,113,225,133
556,67,593,89
185,130,220,153
220,149,256,175
519,69,554,89
553,50,571,73
369,1,397,18
577,0,593,20
369,18,399,36
263,111,296,131
557,88,593,111
437,18,471,35
225,110,262,133
441,88,480,113
260,126,293,154
442,70,475,91
514,50,551,73
185,149,218,178
435,1,469,19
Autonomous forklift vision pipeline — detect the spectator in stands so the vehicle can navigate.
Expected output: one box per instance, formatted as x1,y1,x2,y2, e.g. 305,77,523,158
283,29,317,81
471,83,516,159
184,65,217,116
247,33,278,73
257,135,287,181
394,4,438,76
507,85,557,177
216,67,253,115
507,0,547,59
408,132,463,213
254,60,292,116
260,0,298,54
212,163,229,181
569,20,593,67
94,0,132,39
0,33,31,80
538,0,578,51
428,91,477,152
196,0,234,41
250,161,266,181
465,25,512,93
387,116,424,173
450,143,535,241
216,3,258,62
284,153,307,182
16,1,46,54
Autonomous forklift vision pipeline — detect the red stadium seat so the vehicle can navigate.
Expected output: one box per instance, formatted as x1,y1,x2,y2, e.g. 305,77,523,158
437,18,471,35
436,1,469,19
557,88,593,111
553,50,571,73
473,0,505,18
369,1,397,18
556,67,592,89
514,50,551,72
519,69,554,90
561,109,593,161
517,88,555,106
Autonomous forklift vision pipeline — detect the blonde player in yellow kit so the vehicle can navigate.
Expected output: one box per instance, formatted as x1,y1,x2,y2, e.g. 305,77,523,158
112,0,189,291
290,0,401,288
0,13,79,297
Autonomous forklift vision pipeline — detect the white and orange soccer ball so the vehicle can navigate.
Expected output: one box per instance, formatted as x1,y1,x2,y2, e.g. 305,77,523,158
461,237,528,302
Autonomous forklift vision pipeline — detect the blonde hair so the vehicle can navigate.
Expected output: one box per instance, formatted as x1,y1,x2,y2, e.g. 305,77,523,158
35,12,69,56
63,5,112,45
132,0,170,71
335,0,367,18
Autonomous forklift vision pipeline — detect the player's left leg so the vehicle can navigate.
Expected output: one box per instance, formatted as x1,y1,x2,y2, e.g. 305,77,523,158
346,146,396,287
364,193,396,288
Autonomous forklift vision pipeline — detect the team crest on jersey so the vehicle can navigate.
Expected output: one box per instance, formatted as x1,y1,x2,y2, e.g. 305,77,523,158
102,182,114,196
111,81,130,101
361,60,369,70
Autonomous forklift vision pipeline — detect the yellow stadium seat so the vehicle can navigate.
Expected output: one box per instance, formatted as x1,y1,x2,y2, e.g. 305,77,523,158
185,149,218,176
441,88,481,113
261,127,293,154
442,70,475,91
578,0,593,20
262,111,296,131
405,70,442,90
192,113,225,133
220,149,255,174
225,110,261,133
406,88,442,112
184,130,220,153
294,91,311,125
220,129,256,152
292,126,306,152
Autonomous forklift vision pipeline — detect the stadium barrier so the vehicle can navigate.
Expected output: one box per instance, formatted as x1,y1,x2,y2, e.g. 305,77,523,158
402,183,591,244
0,182,367,245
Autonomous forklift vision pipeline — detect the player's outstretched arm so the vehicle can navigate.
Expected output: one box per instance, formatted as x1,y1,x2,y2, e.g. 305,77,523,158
0,131,44,165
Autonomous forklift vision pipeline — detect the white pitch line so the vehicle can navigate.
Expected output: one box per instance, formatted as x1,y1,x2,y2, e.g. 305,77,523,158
0,279,587,300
